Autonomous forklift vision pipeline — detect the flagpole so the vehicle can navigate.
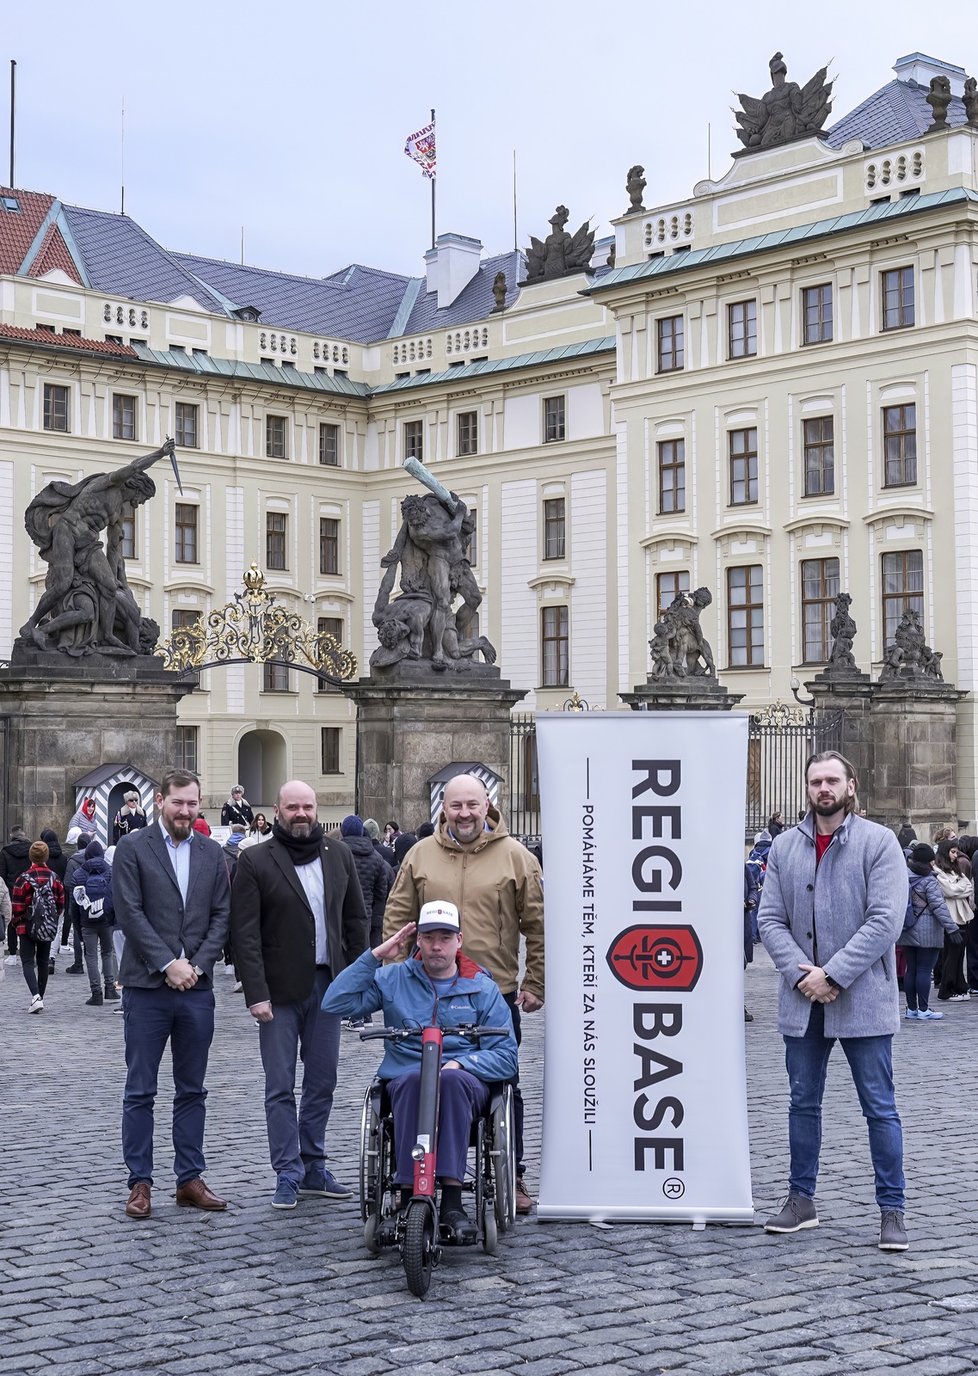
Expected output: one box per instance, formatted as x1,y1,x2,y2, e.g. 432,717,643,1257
430,107,436,249
512,149,518,252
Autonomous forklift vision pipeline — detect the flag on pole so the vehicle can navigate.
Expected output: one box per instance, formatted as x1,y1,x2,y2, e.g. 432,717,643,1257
404,120,436,179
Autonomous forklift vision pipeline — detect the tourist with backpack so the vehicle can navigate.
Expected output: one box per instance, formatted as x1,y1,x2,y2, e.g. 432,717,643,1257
900,843,961,1021
10,840,66,1013
75,839,119,1007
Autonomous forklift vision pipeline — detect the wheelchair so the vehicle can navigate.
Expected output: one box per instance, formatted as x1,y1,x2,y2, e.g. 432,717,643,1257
358,1069,516,1298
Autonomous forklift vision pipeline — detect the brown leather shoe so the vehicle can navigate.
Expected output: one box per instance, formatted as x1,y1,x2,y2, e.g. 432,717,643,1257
175,1177,228,1211
125,1182,152,1219
515,1176,535,1214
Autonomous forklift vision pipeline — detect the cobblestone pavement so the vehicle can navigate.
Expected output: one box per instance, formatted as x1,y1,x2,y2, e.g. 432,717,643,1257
2,947,977,1376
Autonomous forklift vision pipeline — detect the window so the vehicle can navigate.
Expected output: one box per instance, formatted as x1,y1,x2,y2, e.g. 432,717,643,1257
174,504,198,564
120,511,136,560
882,266,914,330
266,512,288,570
803,416,834,496
175,726,198,775
656,569,690,619
464,506,478,567
319,422,339,466
656,315,684,372
544,395,566,443
882,404,917,486
112,393,137,441
657,439,686,514
317,617,343,694
457,411,478,456
263,662,291,692
802,284,833,345
43,383,69,432
174,401,198,448
319,517,339,575
266,414,288,459
729,427,758,505
543,498,566,560
801,557,840,663
727,300,757,359
882,550,923,646
541,605,569,686
404,420,424,461
321,726,341,774
727,565,764,667
171,608,200,632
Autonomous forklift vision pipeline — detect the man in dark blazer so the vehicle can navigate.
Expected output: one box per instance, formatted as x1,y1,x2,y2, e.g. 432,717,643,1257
113,768,230,1220
230,779,368,1210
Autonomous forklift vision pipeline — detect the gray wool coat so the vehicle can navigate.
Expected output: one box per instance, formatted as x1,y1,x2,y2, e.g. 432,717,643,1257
757,812,908,1038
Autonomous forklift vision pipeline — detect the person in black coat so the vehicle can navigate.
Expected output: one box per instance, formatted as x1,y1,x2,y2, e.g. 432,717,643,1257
229,781,368,1208
221,785,254,829
338,816,391,947
2,828,33,961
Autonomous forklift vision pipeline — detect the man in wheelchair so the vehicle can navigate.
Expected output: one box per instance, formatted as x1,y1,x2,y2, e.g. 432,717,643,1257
322,900,518,1240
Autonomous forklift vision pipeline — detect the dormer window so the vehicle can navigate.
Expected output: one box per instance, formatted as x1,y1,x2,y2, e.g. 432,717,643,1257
1,195,20,212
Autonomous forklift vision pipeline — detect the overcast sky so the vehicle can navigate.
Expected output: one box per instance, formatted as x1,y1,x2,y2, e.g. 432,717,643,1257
3,2,974,281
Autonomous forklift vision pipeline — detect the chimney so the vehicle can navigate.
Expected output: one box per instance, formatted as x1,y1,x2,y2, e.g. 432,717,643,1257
423,232,483,308
893,52,966,97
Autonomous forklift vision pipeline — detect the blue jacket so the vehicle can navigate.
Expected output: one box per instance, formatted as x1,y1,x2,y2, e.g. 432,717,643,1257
758,811,907,1038
322,949,518,1084
901,866,956,948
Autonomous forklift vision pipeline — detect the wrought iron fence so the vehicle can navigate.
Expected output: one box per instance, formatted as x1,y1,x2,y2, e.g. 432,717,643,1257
509,713,540,842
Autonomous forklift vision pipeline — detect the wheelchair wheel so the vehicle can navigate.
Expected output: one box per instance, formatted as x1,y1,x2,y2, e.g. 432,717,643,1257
403,1200,436,1299
491,1086,516,1232
481,1198,498,1256
358,1086,380,1224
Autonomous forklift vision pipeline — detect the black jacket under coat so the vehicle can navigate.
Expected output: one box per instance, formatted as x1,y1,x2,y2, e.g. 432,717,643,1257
341,835,392,926
230,833,368,1006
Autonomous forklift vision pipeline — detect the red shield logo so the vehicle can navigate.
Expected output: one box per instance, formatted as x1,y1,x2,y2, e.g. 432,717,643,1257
606,925,703,992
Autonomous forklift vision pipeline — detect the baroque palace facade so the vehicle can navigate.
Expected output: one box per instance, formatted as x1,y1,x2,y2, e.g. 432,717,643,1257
2,51,978,820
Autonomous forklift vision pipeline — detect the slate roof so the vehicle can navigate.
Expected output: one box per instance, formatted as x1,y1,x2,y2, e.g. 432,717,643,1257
825,79,973,149
402,250,524,335
61,204,228,314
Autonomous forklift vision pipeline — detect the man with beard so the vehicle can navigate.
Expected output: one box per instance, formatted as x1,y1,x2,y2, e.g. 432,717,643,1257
230,780,368,1209
758,751,910,1252
113,770,231,1219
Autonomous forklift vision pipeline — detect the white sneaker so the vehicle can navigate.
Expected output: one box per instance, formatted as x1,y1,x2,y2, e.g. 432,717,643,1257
29,994,43,1014
59,945,71,955
4,954,18,966
949,992,971,1001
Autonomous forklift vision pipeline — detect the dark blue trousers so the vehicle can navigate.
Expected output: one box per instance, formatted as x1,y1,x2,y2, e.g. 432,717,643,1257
388,1067,489,1186
122,985,215,1188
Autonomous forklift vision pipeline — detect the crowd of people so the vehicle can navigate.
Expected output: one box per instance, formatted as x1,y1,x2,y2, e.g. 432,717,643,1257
1,771,544,1236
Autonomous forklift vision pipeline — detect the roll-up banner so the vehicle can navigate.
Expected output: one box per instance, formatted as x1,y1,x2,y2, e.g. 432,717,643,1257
536,711,753,1223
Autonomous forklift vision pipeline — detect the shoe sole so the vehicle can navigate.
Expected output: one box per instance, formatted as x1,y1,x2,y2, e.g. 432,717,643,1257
879,1240,909,1251
272,1199,298,1210
297,1188,351,1198
764,1218,819,1233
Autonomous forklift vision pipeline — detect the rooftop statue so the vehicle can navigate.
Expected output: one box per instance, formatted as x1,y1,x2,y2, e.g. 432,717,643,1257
17,439,177,658
491,270,508,311
625,165,647,215
371,458,496,673
965,77,978,129
925,74,953,131
734,52,832,152
648,588,717,681
524,205,595,283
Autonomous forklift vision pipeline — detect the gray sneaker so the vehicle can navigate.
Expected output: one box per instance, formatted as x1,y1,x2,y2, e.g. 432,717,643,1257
879,1210,909,1251
764,1191,818,1233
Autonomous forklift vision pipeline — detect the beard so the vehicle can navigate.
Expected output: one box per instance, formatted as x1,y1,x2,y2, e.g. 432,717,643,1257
811,797,846,817
284,819,312,838
167,819,193,840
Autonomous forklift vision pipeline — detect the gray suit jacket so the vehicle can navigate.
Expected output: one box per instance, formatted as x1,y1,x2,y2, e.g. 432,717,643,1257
114,823,230,989
758,812,907,1038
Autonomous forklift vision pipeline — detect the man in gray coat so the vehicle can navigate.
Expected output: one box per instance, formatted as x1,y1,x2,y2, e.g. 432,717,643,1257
758,750,910,1252
113,768,230,1220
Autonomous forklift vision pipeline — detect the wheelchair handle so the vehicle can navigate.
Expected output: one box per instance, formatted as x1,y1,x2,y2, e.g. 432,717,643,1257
358,1023,510,1042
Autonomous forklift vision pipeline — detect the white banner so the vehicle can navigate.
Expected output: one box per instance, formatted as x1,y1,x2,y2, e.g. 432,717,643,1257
536,711,753,1222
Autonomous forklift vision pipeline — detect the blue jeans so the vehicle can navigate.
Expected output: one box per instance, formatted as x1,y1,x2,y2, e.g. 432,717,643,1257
122,985,216,1188
902,946,940,1011
258,967,340,1184
784,1002,905,1212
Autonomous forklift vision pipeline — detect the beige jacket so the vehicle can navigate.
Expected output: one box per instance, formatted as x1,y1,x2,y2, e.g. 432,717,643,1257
383,805,545,1000
934,866,974,926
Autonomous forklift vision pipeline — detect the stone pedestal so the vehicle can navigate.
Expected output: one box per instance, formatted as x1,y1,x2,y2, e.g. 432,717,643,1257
0,660,195,839
807,674,965,831
345,672,527,829
619,679,745,712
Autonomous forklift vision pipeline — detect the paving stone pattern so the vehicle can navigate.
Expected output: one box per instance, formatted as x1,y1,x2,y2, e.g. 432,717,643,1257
1,950,976,1376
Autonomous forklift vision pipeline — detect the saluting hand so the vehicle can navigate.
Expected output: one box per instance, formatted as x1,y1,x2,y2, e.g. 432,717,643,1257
373,923,416,961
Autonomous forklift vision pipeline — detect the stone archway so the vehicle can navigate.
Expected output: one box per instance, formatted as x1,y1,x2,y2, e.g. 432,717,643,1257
237,729,288,809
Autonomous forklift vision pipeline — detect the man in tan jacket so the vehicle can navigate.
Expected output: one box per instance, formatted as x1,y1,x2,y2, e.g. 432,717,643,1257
383,773,544,1211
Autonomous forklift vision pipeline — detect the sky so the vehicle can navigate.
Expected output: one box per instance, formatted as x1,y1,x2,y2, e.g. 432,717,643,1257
3,1,975,282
